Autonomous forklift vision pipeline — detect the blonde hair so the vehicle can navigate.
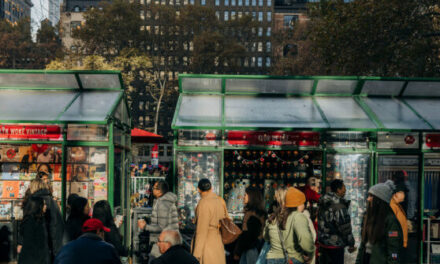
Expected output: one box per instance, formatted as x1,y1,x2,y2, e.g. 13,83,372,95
29,178,49,194
274,186,288,209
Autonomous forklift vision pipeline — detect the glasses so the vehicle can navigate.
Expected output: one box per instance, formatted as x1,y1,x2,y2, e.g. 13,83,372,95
157,240,169,244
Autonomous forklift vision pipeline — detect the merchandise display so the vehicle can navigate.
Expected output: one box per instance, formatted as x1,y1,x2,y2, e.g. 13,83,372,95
67,147,108,205
326,154,370,264
224,150,322,213
176,152,221,229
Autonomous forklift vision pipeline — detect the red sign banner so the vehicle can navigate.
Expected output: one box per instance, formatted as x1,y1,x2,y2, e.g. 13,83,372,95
426,134,440,148
0,124,62,140
227,131,320,147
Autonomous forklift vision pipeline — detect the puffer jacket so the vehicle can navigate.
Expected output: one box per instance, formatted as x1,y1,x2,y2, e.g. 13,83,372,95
318,192,355,248
146,192,179,257
356,209,403,264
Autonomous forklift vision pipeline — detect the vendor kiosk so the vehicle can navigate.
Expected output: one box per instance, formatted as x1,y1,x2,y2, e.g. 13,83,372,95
172,74,440,264
0,70,132,261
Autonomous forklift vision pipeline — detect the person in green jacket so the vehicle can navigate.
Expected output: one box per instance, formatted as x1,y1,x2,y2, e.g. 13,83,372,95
264,187,315,264
356,181,403,264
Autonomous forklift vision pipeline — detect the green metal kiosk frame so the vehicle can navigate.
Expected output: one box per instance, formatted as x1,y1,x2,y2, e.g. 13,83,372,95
172,74,440,264
0,70,132,260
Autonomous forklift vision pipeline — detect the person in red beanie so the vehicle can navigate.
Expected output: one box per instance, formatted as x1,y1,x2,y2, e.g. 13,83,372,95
54,218,121,264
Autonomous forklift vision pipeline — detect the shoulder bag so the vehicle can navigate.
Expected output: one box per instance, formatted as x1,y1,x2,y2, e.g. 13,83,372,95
220,197,242,244
277,223,294,264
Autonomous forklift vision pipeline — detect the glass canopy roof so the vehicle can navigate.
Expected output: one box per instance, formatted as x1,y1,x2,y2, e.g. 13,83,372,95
173,75,440,131
0,71,127,123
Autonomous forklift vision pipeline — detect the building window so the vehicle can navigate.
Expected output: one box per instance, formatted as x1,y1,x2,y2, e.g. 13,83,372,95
215,0,220,5
252,12,256,19
231,11,236,20
266,42,271,52
266,57,271,67
190,0,194,4
224,11,229,21
283,15,298,28
252,0,256,5
73,6,80,12
258,0,263,6
139,101,144,110
258,57,262,67
251,57,256,67
238,0,243,5
231,0,236,5
245,0,249,5
215,11,220,18
159,146,164,156
266,27,271,36
166,147,172,156
258,42,263,52
244,58,249,67
267,0,271,6
201,0,206,5
139,116,144,126
258,12,263,21
258,27,263,36
267,12,271,22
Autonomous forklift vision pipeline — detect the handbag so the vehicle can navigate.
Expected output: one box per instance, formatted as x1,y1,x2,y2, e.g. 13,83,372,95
220,217,242,244
220,198,242,244
277,224,293,264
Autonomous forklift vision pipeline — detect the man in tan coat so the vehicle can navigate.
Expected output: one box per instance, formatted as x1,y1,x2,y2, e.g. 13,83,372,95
192,178,226,264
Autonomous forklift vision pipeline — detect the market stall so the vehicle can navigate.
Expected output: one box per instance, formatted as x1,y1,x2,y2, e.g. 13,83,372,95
0,70,132,261
171,74,440,264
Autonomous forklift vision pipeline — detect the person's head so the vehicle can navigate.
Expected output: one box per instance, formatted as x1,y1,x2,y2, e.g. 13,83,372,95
70,196,89,218
197,178,212,194
330,179,346,198
23,196,46,219
37,163,51,176
82,218,110,239
93,200,114,227
37,171,50,185
392,182,407,204
244,186,266,216
67,193,80,209
157,230,182,254
29,178,49,194
307,176,321,193
153,180,169,198
368,180,395,204
392,170,408,183
361,194,392,244
274,186,288,209
285,187,306,212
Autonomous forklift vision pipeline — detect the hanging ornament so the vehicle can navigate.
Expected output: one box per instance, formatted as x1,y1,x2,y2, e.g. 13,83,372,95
293,161,299,166
304,155,309,160
299,159,304,163
271,153,276,158
242,160,247,165
294,151,299,156
260,158,265,162
268,151,272,155
237,156,242,160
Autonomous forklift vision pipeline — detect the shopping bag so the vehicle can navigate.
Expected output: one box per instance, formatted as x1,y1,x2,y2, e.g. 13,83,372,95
255,241,270,264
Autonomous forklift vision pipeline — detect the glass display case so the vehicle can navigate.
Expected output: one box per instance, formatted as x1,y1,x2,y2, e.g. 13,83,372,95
326,154,370,263
176,151,222,229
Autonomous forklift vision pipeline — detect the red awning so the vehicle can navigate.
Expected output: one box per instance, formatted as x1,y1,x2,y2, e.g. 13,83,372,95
131,128,168,143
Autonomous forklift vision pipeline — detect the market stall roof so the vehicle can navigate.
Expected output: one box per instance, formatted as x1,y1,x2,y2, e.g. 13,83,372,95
172,75,440,132
0,70,130,126
131,128,167,143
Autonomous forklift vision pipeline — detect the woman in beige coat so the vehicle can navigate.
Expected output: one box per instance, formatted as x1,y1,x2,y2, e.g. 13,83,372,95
192,178,226,264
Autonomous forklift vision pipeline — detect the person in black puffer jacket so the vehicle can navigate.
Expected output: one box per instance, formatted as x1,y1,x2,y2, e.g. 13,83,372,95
93,200,128,257
19,196,50,264
65,197,90,242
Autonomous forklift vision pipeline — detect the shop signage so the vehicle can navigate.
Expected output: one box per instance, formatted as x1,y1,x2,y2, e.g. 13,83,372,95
325,132,369,148
227,131,320,146
377,132,419,149
0,124,62,140
426,134,440,148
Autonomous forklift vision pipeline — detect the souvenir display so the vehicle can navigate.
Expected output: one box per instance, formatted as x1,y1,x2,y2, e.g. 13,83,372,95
178,130,221,146
223,150,322,212
326,154,370,264
176,152,221,229
67,147,108,204
0,201,12,220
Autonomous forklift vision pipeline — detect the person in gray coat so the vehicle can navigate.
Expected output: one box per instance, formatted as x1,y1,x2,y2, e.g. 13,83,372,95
138,181,179,262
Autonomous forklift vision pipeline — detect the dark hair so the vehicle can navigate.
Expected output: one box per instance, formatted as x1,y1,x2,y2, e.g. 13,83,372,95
244,186,266,217
361,195,392,244
67,193,80,207
69,196,88,218
23,196,45,220
155,180,169,194
392,170,406,185
93,200,115,227
198,178,211,192
246,215,263,238
330,179,344,193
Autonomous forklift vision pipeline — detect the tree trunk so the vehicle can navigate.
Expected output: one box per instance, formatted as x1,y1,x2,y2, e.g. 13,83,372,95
154,76,166,134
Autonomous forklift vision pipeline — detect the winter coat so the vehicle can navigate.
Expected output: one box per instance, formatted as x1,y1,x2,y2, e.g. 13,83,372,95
356,209,403,264
146,192,179,257
241,210,265,237
264,211,315,263
54,233,121,264
64,215,90,242
317,192,355,248
390,199,408,248
32,189,64,256
151,245,199,264
18,216,50,264
191,192,227,264
105,224,128,257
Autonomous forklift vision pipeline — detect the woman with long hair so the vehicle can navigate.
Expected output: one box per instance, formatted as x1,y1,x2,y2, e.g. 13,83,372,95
234,186,267,263
64,196,90,242
264,187,315,264
93,200,127,257
356,181,403,264
18,196,49,264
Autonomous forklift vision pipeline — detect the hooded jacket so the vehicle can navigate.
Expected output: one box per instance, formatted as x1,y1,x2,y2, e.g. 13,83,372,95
146,191,179,257
318,192,355,248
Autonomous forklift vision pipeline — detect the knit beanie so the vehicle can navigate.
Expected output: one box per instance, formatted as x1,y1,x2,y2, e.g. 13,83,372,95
368,180,395,203
285,187,306,208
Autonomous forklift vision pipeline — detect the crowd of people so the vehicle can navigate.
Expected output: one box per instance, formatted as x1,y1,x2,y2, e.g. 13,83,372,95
16,169,413,264
17,173,127,264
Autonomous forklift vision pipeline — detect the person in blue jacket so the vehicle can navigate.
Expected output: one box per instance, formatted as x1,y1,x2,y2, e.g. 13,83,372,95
54,218,121,264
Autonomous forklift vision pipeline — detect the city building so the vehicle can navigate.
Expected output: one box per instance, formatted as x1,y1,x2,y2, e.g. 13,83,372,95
0,0,32,23
59,0,103,52
31,0,61,34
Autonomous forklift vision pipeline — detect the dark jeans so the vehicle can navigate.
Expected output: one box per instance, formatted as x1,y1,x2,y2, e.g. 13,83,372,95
320,247,344,264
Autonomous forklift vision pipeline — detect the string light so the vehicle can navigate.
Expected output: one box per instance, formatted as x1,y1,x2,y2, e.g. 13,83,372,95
232,150,312,166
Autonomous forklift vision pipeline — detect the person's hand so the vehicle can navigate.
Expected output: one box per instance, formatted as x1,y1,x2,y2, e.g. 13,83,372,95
302,255,311,264
233,255,240,261
348,246,357,253
17,245,22,254
137,219,146,230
